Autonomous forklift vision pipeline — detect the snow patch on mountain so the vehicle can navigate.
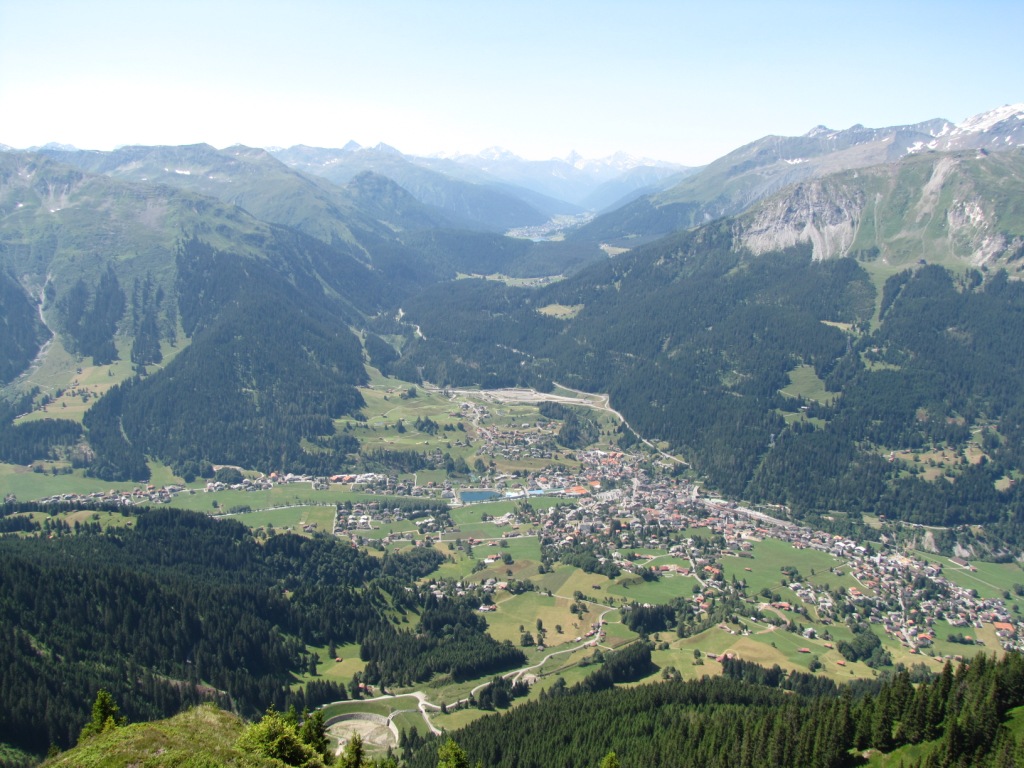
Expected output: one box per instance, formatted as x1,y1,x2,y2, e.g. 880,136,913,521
954,104,1024,134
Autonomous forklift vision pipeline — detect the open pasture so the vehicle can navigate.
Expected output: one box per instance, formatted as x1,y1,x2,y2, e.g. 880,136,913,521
485,591,582,647
912,551,1024,601
779,363,839,406
224,505,336,534
718,538,859,597
0,461,186,501
608,572,700,604
320,695,421,721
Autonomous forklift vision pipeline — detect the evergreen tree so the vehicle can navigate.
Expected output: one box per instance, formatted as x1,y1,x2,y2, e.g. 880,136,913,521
339,733,368,768
236,708,325,768
437,739,470,768
78,689,127,741
299,709,330,764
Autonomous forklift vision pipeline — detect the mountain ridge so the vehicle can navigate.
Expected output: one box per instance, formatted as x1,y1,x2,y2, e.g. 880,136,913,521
570,105,1024,245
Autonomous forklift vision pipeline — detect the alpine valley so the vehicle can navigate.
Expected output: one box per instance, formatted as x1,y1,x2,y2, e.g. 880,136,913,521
4,106,1024,768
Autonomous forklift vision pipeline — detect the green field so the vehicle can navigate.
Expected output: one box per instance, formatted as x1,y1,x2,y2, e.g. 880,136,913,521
290,643,365,690
911,551,1024,600
484,591,583,647
607,572,700,603
0,461,187,500
779,364,839,406
320,695,421,720
361,520,421,540
224,505,337,534
428,706,487,733
718,538,860,598
391,710,432,736
11,337,182,425
24,508,138,531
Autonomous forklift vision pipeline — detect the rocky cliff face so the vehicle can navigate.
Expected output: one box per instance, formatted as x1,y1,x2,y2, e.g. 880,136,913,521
737,178,864,260
733,151,1024,271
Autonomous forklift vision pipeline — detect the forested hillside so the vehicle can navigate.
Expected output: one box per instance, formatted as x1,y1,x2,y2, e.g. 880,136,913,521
391,223,1024,548
407,654,1024,768
0,506,493,755
0,270,48,384
82,235,373,481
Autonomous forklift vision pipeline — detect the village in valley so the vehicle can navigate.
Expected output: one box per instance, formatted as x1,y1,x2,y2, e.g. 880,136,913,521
13,374,1024,749
28,380,1024,665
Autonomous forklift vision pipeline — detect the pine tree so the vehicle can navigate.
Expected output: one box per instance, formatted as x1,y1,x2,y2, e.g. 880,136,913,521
437,738,470,768
300,709,330,762
339,733,366,768
78,689,127,741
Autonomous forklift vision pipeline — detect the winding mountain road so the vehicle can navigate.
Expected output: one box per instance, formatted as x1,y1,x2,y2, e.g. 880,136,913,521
328,600,622,737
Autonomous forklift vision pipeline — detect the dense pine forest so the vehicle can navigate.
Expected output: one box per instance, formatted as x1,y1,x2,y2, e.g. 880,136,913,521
0,506,485,754
0,269,49,385
406,653,1024,768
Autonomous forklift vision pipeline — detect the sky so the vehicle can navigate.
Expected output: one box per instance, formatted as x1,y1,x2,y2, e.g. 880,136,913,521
1,0,1022,166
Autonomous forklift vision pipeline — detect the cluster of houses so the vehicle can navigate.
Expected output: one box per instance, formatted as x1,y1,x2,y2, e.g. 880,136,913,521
438,448,1024,656
474,421,559,463
35,484,193,507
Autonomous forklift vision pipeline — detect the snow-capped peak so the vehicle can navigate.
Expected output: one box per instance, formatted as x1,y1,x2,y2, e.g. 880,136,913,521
34,142,79,152
954,104,1024,134
477,146,522,161
804,125,835,139
369,142,403,155
570,150,684,173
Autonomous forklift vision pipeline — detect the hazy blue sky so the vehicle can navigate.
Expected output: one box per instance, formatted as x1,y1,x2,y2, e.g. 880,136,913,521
1,0,1021,165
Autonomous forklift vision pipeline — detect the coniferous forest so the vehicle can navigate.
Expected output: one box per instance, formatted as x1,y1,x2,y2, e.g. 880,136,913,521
392,235,1024,549
0,506,475,754
405,653,1024,768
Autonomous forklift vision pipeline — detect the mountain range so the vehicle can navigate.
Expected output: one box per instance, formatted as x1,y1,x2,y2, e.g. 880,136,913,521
3,103,1024,546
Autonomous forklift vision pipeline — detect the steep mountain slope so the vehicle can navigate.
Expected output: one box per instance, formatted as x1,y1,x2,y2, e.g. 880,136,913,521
915,102,1024,152
575,105,1024,244
0,150,271,312
38,142,455,250
0,269,48,384
734,149,1024,269
0,152,396,479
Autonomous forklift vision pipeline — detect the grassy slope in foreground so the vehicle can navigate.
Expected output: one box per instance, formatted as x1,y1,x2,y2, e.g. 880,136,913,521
41,704,271,768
